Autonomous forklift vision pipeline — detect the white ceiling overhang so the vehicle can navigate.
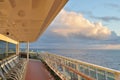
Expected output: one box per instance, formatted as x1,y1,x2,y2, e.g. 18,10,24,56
0,0,68,42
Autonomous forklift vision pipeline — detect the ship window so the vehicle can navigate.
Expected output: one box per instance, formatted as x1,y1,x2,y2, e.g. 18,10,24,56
0,40,16,60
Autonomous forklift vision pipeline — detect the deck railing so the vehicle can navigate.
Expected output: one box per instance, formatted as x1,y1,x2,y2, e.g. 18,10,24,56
39,52,120,80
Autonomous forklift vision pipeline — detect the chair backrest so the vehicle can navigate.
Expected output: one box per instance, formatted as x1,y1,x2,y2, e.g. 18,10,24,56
4,62,11,71
1,64,9,74
0,68,6,80
0,55,19,80
13,56,19,64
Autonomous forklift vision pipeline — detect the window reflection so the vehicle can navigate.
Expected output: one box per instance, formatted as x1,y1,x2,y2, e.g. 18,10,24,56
0,40,16,60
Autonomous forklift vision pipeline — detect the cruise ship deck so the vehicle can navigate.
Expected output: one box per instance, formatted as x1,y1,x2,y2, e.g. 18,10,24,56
1,0,120,80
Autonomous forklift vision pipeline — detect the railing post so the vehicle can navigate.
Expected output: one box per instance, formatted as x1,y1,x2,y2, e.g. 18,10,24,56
115,73,120,80
76,63,81,80
105,71,108,80
55,60,58,69
63,65,66,74
95,68,99,80
63,59,66,73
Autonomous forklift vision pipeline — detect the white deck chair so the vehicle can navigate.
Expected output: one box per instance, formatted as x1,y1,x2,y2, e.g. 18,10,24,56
0,64,18,80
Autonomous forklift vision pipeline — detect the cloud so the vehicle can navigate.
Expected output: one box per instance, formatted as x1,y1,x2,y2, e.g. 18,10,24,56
52,10,111,40
30,10,120,49
106,3,120,9
90,16,120,22
94,44,120,50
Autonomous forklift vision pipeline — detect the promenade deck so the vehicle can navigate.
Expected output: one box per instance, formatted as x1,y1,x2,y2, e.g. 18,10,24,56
25,59,55,80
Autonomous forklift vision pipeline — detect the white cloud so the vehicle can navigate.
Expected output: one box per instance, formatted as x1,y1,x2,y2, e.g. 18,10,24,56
104,44,120,49
52,10,111,40
90,44,120,50
31,10,120,49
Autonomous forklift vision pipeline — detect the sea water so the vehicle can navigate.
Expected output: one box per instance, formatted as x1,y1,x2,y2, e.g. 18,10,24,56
34,49,120,71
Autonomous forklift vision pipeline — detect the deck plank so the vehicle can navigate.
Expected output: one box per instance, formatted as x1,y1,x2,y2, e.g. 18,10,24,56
25,59,54,80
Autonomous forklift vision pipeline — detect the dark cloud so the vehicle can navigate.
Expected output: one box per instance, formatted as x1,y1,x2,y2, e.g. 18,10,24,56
41,31,68,43
106,3,120,9
90,16,120,22
89,3,120,22
30,29,120,49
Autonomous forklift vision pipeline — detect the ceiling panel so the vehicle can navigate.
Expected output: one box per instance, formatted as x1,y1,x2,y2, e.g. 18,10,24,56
0,0,68,42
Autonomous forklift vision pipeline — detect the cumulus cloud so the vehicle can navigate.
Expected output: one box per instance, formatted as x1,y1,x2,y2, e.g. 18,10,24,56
52,10,112,40
30,10,120,49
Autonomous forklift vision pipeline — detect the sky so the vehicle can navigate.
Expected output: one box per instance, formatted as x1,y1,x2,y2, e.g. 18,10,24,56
30,0,120,49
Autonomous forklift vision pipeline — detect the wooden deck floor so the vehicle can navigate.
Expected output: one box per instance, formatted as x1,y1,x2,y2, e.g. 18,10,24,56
25,59,55,80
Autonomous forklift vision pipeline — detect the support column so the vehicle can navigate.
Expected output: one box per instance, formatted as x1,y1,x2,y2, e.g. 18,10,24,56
16,43,19,55
5,42,8,57
27,42,29,61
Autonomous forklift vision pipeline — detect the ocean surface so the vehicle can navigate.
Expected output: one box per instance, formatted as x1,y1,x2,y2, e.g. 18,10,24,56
34,49,120,71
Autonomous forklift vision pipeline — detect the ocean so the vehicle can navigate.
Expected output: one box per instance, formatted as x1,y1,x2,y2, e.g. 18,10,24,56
33,49,120,71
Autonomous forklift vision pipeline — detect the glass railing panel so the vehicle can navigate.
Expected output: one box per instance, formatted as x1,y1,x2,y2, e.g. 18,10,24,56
89,67,96,79
107,72,115,80
79,65,84,73
84,66,89,75
97,69,106,80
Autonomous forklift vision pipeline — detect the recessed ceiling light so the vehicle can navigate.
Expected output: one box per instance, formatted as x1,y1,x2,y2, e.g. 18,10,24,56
18,10,25,17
